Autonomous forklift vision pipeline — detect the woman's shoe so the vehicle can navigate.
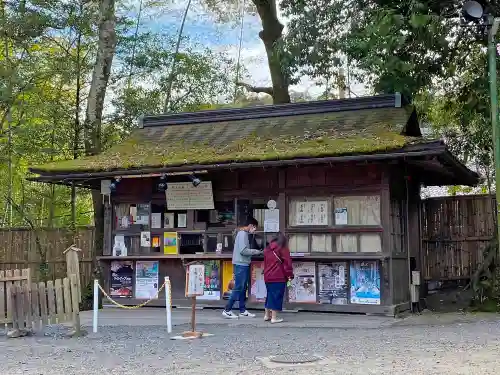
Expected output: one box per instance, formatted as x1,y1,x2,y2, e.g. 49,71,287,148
271,318,283,324
264,315,270,321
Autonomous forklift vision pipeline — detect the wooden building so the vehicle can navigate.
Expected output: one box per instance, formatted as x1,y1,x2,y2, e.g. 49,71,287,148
30,94,478,315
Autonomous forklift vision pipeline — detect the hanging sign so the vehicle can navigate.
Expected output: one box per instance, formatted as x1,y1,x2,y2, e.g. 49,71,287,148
166,182,215,210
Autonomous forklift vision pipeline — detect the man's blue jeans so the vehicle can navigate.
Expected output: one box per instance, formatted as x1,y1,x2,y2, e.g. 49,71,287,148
224,264,250,313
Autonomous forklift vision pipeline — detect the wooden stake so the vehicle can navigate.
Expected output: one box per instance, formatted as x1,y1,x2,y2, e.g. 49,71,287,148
191,296,196,333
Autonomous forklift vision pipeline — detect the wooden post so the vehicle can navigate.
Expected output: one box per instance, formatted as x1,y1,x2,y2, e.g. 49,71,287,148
64,245,82,303
68,274,85,337
191,296,196,333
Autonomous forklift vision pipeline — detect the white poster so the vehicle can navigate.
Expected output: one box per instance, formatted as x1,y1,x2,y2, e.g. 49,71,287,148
177,213,187,228
164,213,175,229
335,208,348,225
294,201,328,226
264,209,279,233
186,264,205,297
289,262,317,303
151,213,162,229
166,181,215,210
135,204,149,225
135,261,159,299
140,231,151,247
112,235,127,257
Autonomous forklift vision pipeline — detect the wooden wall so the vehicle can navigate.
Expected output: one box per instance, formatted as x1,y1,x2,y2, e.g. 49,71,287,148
0,227,95,288
112,162,385,200
422,194,496,281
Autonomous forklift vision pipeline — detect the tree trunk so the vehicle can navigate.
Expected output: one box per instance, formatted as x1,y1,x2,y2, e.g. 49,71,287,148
253,0,290,104
83,0,117,257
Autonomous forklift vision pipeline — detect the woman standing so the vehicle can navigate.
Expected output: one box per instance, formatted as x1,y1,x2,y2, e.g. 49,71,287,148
263,233,294,323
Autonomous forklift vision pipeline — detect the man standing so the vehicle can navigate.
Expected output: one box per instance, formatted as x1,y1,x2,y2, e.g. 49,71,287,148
222,217,262,319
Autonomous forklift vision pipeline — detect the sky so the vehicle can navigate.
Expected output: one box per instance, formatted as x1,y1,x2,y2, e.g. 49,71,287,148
129,0,367,98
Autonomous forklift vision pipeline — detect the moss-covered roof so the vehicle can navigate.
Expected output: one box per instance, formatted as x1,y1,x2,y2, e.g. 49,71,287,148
34,106,422,173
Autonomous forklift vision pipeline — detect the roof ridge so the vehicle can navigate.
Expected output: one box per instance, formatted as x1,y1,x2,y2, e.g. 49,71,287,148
139,93,406,128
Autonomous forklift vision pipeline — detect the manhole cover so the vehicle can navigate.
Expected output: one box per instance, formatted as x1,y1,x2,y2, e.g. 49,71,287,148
269,354,322,364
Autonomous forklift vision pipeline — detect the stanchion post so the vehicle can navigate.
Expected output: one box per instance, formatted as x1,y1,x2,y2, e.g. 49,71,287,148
165,276,172,333
93,279,99,333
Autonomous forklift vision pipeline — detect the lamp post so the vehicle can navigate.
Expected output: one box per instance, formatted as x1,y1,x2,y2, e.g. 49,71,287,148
462,1,500,254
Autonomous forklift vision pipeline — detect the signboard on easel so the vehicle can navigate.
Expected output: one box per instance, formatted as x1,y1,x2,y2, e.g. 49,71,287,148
185,264,205,297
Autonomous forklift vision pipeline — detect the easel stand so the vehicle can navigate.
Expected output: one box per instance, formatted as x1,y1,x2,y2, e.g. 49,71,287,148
181,296,203,338
172,262,210,340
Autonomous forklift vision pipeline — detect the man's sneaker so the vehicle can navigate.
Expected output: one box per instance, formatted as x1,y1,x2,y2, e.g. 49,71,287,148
222,310,238,319
239,310,256,318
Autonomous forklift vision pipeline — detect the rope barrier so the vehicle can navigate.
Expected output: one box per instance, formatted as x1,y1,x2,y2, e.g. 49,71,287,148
92,277,173,334
97,281,167,309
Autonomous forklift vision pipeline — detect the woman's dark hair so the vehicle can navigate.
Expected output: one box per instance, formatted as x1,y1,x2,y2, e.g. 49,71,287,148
272,232,288,248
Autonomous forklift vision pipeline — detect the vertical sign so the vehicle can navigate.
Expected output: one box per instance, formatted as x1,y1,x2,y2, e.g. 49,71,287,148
186,264,205,297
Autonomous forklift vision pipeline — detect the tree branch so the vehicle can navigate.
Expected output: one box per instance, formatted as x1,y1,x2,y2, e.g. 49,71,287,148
236,81,273,96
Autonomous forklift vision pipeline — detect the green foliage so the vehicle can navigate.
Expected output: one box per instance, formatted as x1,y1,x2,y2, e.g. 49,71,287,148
282,0,498,190
109,33,240,140
468,241,500,312
1,0,247,229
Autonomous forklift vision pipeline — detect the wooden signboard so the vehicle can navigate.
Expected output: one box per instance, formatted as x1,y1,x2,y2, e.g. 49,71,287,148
165,182,215,210
185,264,205,297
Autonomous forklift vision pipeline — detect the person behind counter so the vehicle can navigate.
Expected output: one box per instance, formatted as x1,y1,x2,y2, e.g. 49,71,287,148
263,232,294,323
222,216,262,319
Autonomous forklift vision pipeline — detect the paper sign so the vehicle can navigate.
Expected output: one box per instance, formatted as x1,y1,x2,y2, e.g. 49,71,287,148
335,208,348,225
264,209,279,233
100,180,111,195
177,213,187,228
112,235,127,257
136,204,149,225
166,181,215,210
135,261,159,299
163,232,178,254
164,213,174,229
151,213,162,229
186,264,205,297
140,231,151,247
289,262,317,303
295,201,328,226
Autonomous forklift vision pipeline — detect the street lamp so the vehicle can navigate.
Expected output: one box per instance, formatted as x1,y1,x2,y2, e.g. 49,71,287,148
462,1,500,253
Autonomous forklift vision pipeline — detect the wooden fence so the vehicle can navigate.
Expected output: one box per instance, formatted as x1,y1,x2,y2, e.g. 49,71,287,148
422,194,496,281
0,269,32,325
0,227,95,289
9,274,81,336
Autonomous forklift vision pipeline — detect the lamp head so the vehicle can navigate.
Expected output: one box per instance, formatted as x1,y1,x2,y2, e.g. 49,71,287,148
462,1,484,22
189,174,201,187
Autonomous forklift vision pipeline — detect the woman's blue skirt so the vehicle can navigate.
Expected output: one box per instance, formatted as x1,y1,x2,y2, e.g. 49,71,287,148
265,282,286,311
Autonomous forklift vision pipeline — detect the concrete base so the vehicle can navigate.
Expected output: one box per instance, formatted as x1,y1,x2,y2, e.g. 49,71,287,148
103,297,404,317
80,307,397,330
170,332,214,340
257,355,333,369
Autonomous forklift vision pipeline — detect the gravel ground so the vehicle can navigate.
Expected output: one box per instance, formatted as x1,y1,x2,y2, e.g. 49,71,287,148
2,319,500,375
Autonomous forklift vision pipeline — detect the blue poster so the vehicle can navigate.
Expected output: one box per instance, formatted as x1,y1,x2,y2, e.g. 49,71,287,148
350,261,381,305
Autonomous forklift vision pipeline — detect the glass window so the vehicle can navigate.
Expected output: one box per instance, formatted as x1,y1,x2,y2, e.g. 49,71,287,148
336,234,358,252
333,195,381,226
288,234,309,253
360,233,382,253
311,234,333,252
